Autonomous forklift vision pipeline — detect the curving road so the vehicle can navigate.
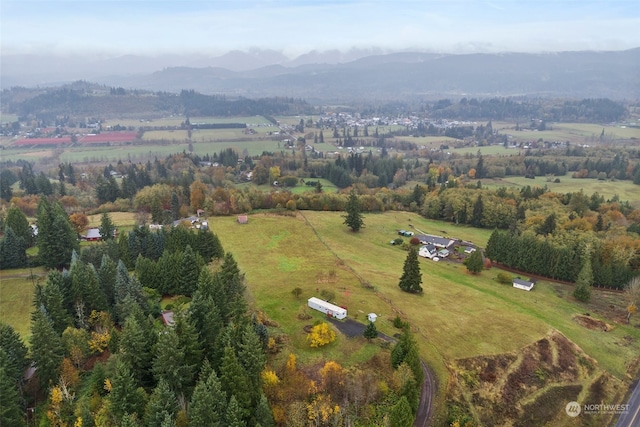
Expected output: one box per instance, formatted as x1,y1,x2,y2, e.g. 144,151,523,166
328,318,436,426
615,378,640,427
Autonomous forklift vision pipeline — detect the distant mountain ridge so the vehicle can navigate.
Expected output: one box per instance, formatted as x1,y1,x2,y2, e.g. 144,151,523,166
2,48,638,100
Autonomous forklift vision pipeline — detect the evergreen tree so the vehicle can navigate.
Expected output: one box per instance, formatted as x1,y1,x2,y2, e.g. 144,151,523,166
0,227,27,269
36,199,78,269
188,370,226,427
0,350,26,427
173,311,202,389
343,189,364,232
573,253,593,302
194,228,224,263
170,192,180,221
214,253,246,324
253,393,274,427
99,212,116,241
110,360,144,422
189,288,224,366
30,308,64,389
464,249,484,274
4,205,32,246
398,248,422,294
363,321,378,341
0,323,28,383
119,310,154,386
119,413,141,427
144,379,178,427
389,396,414,427
177,245,199,296
471,195,484,227
237,323,266,407
153,328,189,396
98,254,117,308
537,213,557,236
220,346,251,421
391,327,421,378
35,277,72,334
224,396,247,427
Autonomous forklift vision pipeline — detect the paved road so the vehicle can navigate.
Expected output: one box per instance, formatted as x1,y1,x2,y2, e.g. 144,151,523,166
328,318,435,426
615,378,640,427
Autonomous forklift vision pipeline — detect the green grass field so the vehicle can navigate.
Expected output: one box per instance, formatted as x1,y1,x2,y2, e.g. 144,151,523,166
482,174,640,207
208,211,640,391
493,121,640,143
0,267,47,339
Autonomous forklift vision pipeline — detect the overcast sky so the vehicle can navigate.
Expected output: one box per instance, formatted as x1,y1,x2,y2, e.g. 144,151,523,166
2,0,639,57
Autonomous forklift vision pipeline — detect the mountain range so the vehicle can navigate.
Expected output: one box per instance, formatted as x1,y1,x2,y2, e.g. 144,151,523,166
2,48,638,100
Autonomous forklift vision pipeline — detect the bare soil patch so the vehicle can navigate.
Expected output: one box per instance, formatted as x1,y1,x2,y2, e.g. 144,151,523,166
574,314,614,331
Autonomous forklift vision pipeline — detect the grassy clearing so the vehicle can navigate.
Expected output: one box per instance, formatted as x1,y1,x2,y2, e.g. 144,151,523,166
0,113,19,124
493,121,640,143
210,211,640,392
86,212,138,229
482,174,640,206
0,267,47,339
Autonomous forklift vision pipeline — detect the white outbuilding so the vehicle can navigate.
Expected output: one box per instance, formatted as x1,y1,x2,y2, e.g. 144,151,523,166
367,313,378,323
308,297,347,320
513,278,535,291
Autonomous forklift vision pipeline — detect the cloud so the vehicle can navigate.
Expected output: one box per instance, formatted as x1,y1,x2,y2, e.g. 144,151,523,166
1,0,638,56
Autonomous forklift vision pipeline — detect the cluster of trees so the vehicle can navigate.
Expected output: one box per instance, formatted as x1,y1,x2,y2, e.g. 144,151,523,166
485,230,636,289
179,90,312,117
430,97,627,123
3,222,275,426
0,198,79,270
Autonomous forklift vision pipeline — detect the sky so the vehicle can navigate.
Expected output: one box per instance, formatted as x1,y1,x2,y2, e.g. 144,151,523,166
1,0,639,58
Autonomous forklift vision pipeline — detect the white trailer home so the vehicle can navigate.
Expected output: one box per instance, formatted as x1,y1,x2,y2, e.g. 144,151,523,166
308,297,347,320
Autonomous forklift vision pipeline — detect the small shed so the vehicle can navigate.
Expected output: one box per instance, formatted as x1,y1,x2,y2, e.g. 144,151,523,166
84,228,101,241
308,297,347,320
513,278,534,291
367,313,378,323
237,215,248,224
161,311,175,326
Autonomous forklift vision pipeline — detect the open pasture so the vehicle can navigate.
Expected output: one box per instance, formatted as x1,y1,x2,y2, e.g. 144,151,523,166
103,115,273,130
493,121,640,143
0,267,47,339
210,211,640,384
0,113,18,124
482,173,640,206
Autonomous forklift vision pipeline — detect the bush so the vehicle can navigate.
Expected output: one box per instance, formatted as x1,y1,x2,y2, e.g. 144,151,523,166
497,272,512,284
307,322,336,348
409,237,420,245
393,315,407,329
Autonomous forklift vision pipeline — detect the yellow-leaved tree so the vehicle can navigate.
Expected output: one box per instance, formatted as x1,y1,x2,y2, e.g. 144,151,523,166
307,322,336,348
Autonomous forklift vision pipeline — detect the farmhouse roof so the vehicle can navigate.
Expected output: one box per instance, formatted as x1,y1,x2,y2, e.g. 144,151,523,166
417,234,456,248
513,278,535,290
84,228,101,240
161,311,175,326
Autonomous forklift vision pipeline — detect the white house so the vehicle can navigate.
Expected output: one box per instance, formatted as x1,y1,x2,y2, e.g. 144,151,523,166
308,297,347,320
513,278,534,291
418,244,438,259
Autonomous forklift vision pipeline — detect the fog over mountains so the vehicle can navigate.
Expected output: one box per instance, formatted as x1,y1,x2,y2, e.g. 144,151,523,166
2,48,639,100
